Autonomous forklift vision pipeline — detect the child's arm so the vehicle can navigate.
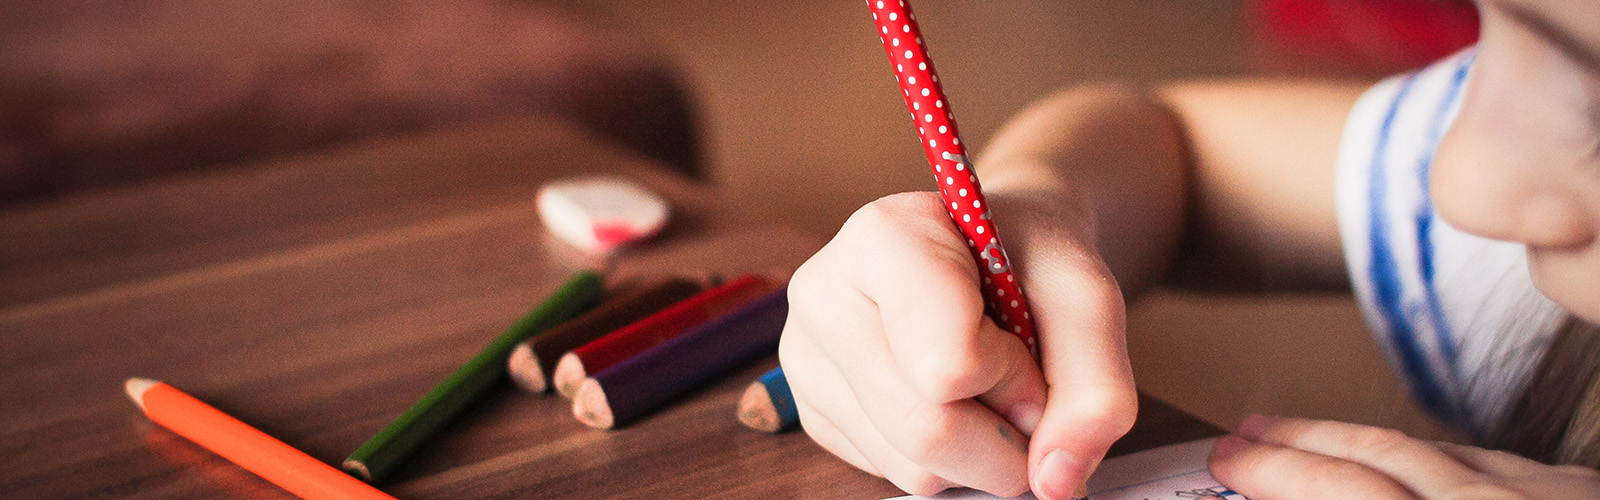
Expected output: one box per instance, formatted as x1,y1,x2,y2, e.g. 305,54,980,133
779,80,1365,500
982,80,1367,295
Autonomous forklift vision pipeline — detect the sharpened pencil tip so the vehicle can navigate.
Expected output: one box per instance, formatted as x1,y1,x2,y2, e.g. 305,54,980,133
507,342,546,393
737,382,779,433
342,460,373,482
124,377,158,411
573,378,614,429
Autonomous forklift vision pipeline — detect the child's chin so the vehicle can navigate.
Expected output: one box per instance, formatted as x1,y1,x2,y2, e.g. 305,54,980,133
1527,248,1600,323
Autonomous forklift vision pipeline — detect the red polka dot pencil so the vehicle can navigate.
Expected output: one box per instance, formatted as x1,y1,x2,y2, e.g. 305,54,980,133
863,0,1037,356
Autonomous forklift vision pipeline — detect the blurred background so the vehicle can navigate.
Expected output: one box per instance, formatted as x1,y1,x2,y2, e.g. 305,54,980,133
1,0,1479,439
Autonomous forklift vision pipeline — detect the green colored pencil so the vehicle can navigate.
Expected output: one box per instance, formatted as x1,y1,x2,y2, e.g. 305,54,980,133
343,270,603,483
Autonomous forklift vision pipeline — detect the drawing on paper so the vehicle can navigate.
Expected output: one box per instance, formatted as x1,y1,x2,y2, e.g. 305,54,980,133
1174,485,1245,499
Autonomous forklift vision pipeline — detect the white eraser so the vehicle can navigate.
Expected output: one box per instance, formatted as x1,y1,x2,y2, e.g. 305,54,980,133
536,177,670,253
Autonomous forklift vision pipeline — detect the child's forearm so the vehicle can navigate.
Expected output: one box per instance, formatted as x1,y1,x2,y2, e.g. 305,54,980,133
980,80,1367,295
979,84,1188,297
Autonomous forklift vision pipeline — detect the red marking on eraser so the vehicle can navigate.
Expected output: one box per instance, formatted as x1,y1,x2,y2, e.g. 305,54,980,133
537,177,670,253
592,222,641,251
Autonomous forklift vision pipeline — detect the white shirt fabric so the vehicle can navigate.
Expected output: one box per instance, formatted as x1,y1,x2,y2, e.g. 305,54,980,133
1335,48,1570,440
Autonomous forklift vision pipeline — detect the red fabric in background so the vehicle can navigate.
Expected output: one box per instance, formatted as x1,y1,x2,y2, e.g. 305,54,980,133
1254,0,1479,72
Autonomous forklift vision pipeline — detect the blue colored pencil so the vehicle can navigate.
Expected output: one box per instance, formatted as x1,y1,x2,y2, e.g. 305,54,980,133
737,366,800,433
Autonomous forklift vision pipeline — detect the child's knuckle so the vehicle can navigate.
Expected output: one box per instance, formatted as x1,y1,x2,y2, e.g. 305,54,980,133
885,469,947,497
907,344,987,400
896,405,958,461
1061,386,1138,438
1343,426,1415,456
846,197,902,232
1096,389,1140,433
1303,456,1374,491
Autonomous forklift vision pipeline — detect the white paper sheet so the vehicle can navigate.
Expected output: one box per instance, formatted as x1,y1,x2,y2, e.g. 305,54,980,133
882,438,1246,500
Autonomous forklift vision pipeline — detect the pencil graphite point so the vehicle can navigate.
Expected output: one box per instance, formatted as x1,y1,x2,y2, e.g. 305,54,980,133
124,377,158,411
553,352,588,399
572,378,614,429
737,381,779,433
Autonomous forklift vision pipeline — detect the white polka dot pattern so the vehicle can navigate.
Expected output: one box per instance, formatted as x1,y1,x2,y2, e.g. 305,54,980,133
865,0,1037,356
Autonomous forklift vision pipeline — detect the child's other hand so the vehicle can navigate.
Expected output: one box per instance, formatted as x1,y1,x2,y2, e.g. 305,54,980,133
779,192,1136,500
1209,415,1600,499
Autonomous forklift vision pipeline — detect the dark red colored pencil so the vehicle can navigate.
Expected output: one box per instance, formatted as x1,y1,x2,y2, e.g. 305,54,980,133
551,274,776,398
508,278,703,393
573,288,789,429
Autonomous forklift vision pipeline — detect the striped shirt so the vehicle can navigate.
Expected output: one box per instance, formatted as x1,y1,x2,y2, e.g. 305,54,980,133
1335,48,1570,440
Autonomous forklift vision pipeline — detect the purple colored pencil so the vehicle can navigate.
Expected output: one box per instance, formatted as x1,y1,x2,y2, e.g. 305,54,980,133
573,288,788,429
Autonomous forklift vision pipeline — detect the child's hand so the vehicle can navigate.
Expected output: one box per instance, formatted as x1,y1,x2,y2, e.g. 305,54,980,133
1209,415,1600,499
779,192,1136,500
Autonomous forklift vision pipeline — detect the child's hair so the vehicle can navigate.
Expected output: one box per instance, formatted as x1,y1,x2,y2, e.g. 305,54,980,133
1494,318,1600,467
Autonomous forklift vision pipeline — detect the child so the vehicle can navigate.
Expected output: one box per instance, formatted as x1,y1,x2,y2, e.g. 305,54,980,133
777,1,1600,499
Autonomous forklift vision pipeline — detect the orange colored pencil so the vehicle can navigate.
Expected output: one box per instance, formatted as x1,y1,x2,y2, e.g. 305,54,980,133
124,378,396,500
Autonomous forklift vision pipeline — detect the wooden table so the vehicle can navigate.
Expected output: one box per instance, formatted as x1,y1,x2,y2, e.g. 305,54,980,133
0,116,1218,498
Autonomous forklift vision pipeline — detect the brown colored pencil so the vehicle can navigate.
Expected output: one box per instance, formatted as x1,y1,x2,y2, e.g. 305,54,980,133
507,278,702,393
573,289,788,429
552,274,774,398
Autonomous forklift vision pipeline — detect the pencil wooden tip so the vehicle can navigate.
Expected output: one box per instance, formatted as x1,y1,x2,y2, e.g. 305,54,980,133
342,459,373,482
553,353,587,400
507,342,547,393
124,377,158,411
737,381,781,433
572,378,614,429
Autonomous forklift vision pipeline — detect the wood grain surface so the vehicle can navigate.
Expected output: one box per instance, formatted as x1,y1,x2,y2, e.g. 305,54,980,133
0,115,1216,498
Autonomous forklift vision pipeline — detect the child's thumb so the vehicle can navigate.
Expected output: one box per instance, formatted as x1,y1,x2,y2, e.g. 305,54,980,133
1022,270,1137,500
1027,383,1136,499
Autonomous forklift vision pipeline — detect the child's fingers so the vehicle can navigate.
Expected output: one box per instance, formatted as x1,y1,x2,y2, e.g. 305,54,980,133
834,193,1050,436
805,406,956,496
790,276,1033,495
783,192,1042,496
821,312,1032,496
971,319,1048,436
839,192,1016,403
1019,248,1138,500
1428,441,1549,477
795,381,954,495
1207,435,1419,500
1239,415,1489,498
781,332,961,495
793,397,879,476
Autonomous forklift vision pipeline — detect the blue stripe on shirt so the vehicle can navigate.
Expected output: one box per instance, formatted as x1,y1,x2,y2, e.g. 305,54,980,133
1368,72,1455,420
1415,53,1476,385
